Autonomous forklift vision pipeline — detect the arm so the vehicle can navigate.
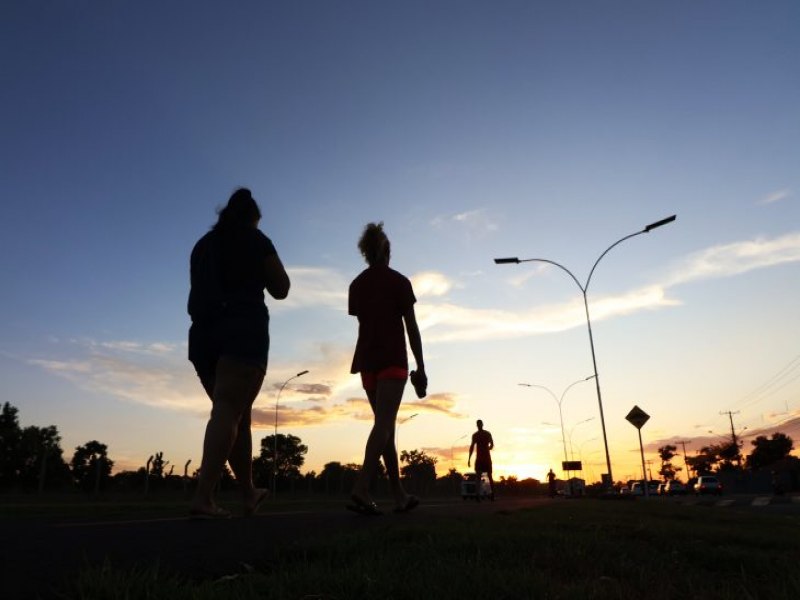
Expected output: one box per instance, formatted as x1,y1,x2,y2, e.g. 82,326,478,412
488,433,494,452
264,253,290,300
403,306,425,373
468,438,474,466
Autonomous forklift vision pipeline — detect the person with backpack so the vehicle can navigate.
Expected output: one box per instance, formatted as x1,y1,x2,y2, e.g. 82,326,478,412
187,188,290,518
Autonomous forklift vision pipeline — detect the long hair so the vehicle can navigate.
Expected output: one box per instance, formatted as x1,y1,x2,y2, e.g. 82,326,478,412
358,222,390,266
214,188,261,230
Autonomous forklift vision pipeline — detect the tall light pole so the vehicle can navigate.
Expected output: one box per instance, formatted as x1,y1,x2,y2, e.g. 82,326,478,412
497,214,676,487
519,375,595,467
568,418,595,461
451,434,468,469
273,369,309,498
397,413,418,452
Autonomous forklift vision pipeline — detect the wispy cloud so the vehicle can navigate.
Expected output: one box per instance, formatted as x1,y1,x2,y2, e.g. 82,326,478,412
275,267,348,311
665,232,800,286
430,208,498,238
758,189,791,205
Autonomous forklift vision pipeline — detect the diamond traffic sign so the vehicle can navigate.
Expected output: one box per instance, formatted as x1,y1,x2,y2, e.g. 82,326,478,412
625,405,650,430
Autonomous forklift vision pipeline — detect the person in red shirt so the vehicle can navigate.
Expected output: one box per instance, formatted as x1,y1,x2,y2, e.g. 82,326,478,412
347,222,426,515
468,419,495,500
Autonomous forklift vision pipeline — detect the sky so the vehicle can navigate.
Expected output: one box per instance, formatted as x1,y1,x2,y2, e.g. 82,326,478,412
2,1,799,484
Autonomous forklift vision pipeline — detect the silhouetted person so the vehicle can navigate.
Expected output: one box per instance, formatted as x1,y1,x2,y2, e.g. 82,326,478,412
468,419,495,500
547,468,557,497
348,222,426,515
188,188,290,518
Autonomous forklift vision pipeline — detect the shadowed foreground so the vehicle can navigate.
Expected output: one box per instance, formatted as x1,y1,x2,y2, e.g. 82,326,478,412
2,496,799,599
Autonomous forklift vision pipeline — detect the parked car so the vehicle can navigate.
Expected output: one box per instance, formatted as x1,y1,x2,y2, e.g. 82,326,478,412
664,480,687,495
657,482,668,495
461,472,491,501
694,475,723,496
630,481,660,496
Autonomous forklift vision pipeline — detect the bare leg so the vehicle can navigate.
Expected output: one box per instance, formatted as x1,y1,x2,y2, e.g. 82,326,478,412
191,357,264,514
352,379,405,504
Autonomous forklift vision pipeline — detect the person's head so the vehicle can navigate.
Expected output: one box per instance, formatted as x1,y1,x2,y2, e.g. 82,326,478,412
214,187,261,230
476,419,483,430
358,222,390,266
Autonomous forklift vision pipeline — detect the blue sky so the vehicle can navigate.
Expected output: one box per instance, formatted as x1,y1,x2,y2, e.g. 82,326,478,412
2,1,799,482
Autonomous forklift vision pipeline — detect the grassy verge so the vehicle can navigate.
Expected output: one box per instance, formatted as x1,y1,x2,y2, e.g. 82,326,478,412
64,500,800,599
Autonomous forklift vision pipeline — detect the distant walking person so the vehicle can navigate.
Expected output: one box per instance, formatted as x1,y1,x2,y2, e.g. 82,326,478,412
348,222,426,515
468,419,495,500
547,468,557,497
187,188,290,518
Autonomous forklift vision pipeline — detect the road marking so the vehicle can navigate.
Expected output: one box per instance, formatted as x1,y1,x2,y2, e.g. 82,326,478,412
751,497,771,507
792,496,800,504
716,499,735,507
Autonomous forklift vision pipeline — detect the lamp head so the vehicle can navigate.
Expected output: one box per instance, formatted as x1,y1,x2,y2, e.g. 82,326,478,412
644,215,676,232
494,257,520,264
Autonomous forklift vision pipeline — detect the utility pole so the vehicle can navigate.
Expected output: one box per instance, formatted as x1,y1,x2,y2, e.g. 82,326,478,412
720,410,742,467
677,441,691,481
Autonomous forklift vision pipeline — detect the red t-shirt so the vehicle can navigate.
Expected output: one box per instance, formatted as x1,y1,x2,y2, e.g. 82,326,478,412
349,265,416,374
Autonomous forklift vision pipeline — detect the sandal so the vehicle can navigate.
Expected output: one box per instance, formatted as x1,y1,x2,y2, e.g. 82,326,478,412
346,494,382,516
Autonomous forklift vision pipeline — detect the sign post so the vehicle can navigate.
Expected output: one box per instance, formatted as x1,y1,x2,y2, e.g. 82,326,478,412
625,405,651,497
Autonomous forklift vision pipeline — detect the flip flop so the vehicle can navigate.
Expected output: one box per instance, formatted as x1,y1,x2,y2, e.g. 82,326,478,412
346,494,382,516
189,506,232,520
394,495,420,513
244,488,269,517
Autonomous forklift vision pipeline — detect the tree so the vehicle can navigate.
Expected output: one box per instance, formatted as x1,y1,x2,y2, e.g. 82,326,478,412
253,433,308,487
400,449,437,493
685,445,720,475
71,441,113,493
657,444,680,481
0,403,22,489
746,433,794,470
18,425,71,491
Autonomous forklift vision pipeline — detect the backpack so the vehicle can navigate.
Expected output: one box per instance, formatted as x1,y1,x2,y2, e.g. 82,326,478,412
187,231,227,322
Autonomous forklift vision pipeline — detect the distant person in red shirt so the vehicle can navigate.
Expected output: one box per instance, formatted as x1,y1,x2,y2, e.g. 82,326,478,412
347,222,427,515
468,419,495,500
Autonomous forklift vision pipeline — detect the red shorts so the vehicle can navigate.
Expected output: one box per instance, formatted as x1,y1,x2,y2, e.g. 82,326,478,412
361,366,408,393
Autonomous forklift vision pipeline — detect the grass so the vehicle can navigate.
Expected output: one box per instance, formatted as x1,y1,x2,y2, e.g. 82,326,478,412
53,499,800,599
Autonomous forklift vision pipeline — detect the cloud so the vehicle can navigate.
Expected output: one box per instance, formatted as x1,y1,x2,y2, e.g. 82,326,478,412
415,285,679,343
758,189,791,205
403,392,464,418
410,271,454,298
665,232,800,286
430,208,498,238
275,267,348,311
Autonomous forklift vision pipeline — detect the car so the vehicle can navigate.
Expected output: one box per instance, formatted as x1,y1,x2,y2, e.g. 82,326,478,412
657,482,668,495
664,480,687,495
461,472,492,501
694,475,723,496
630,480,660,496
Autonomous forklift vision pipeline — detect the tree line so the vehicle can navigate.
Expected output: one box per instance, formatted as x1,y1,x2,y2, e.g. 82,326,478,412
0,402,547,497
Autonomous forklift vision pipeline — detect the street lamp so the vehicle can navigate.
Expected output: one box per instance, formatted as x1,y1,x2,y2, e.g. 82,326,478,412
497,214,676,486
568,418,596,460
519,375,595,467
396,413,418,451
451,434,468,469
273,369,309,498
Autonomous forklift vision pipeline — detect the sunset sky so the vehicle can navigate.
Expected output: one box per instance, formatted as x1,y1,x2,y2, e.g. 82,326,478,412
2,2,799,484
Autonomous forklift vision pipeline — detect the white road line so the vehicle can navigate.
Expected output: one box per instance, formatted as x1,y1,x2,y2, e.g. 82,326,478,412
751,497,771,507
716,499,735,507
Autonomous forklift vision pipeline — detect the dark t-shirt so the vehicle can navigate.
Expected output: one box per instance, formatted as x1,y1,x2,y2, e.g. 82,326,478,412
188,226,277,369
349,265,416,374
472,430,493,465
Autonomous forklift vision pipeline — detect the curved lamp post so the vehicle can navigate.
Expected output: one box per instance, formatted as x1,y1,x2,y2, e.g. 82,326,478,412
451,434,468,469
568,418,595,460
518,375,595,467
497,214,676,486
397,413,419,452
273,369,309,497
